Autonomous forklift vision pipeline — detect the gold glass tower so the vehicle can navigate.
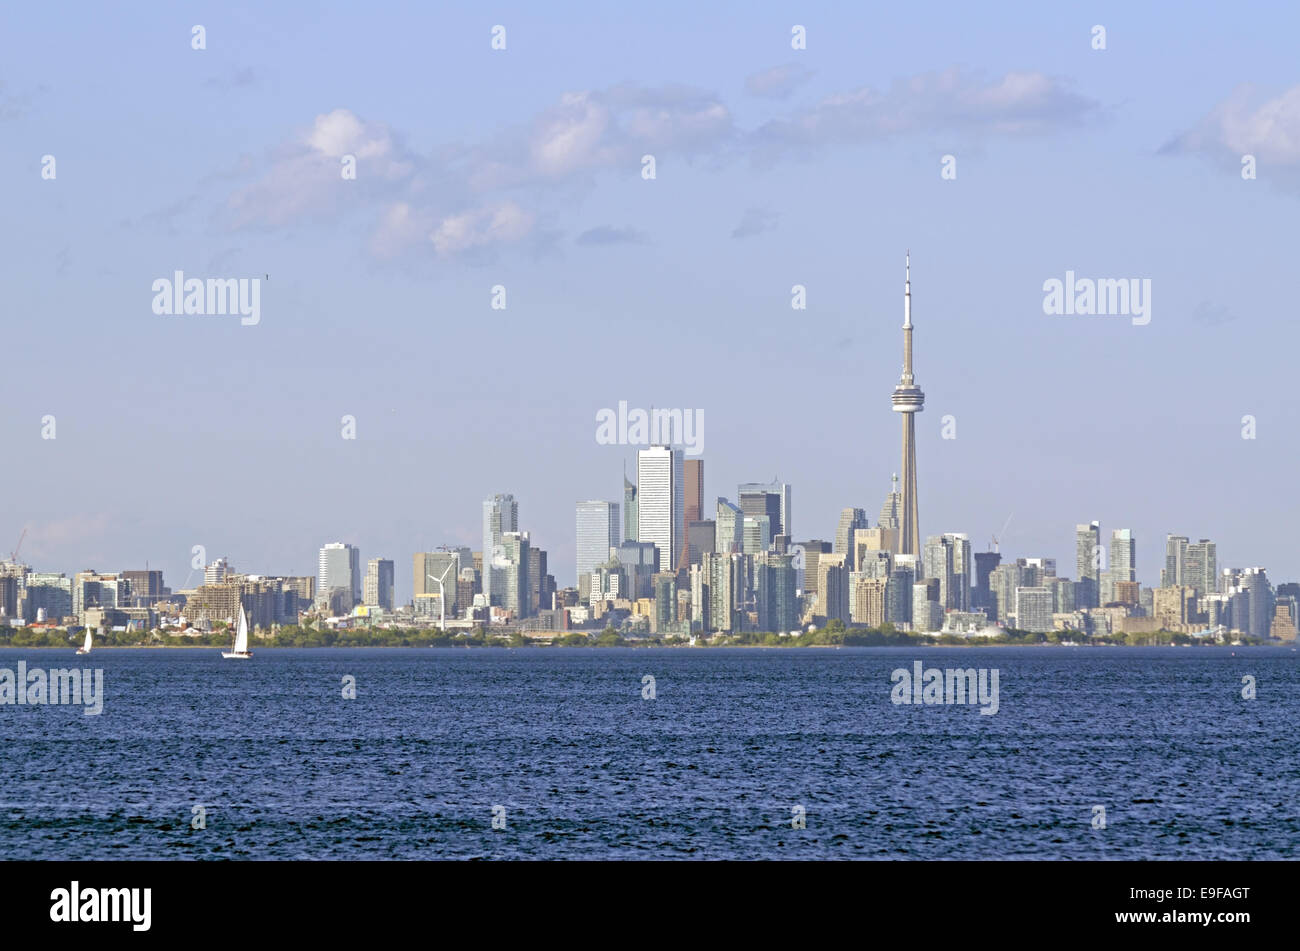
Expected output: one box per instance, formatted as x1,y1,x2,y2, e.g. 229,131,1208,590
890,252,924,555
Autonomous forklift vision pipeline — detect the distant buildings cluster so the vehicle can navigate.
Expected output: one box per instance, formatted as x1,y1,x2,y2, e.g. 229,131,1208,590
0,257,1294,643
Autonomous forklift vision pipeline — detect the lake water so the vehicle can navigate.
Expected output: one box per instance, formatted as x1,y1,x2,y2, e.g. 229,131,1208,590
1,646,1295,859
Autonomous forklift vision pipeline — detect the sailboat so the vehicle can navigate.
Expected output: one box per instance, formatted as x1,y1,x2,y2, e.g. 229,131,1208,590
222,607,254,659
75,628,93,655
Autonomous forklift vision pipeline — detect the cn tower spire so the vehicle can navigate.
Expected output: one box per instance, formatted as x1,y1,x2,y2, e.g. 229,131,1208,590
890,251,924,556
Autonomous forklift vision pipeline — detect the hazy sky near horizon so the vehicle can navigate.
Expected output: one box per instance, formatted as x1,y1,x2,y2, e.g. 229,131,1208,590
3,2,1299,602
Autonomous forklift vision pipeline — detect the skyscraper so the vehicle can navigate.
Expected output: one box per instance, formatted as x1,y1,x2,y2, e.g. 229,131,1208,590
835,508,869,569
1185,539,1218,597
890,253,924,555
685,459,705,524
482,493,518,607
623,472,638,543
576,500,621,582
636,446,684,573
363,558,394,610
1076,521,1101,608
317,542,360,613
738,481,791,539
715,498,744,555
1161,535,1189,588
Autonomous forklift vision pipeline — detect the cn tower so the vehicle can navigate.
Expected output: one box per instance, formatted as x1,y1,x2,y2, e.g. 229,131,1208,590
890,252,924,555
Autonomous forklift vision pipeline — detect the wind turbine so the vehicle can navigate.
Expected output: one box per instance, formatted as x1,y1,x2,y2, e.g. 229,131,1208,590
427,563,455,631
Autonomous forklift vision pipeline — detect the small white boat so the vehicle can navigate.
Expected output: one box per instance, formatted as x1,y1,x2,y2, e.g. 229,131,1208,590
222,607,254,659
75,628,94,655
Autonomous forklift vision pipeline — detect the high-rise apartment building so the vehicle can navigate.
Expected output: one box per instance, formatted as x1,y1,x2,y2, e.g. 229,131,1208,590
1076,522,1101,608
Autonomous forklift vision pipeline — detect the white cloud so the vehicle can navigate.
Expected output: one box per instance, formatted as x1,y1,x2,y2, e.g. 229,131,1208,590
1165,84,1300,165
745,63,815,99
751,68,1098,155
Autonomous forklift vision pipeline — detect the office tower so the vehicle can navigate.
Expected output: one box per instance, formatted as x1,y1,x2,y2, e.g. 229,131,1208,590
530,547,554,615
363,558,394,610
500,531,531,618
878,475,902,531
120,570,165,607
73,571,125,621
482,493,518,608
1162,535,1189,588
1184,540,1217,597
616,540,659,600
755,553,799,633
623,472,638,543
715,498,744,555
687,519,715,567
685,459,705,524
835,508,869,569
816,553,849,623
742,515,771,554
576,500,621,581
414,550,460,612
1076,521,1101,608
890,253,925,555
973,551,1001,613
738,482,791,539
853,526,897,564
637,446,685,573
798,540,833,596
317,542,360,612
1015,587,1053,632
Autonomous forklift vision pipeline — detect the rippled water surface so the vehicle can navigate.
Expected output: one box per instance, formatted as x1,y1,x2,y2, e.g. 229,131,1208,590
1,646,1295,859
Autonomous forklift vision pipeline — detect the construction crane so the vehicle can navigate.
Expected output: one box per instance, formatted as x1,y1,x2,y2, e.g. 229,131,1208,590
8,528,26,564
990,514,1013,554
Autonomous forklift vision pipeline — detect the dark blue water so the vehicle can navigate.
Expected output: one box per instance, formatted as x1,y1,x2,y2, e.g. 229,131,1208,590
1,647,1295,859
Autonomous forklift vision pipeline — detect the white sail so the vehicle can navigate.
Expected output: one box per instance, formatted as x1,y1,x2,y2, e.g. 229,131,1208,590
233,608,249,654
83,629,93,652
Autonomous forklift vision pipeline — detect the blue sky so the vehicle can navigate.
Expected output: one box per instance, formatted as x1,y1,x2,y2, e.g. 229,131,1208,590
2,1,1298,601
